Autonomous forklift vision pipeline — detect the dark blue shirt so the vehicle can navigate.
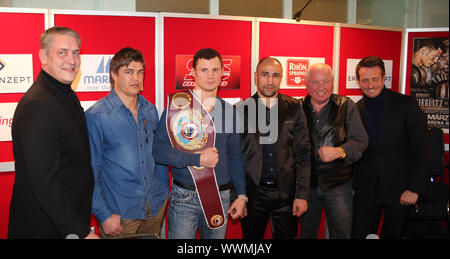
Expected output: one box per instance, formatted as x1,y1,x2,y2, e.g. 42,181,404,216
153,97,246,195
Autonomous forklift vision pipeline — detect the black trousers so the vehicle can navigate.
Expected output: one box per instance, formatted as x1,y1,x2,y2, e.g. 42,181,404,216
241,186,298,239
352,192,410,239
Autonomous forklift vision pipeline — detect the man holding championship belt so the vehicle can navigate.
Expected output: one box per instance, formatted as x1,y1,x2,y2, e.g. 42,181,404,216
153,48,247,239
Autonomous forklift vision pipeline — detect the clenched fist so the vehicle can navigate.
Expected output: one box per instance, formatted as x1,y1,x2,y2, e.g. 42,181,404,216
200,147,219,168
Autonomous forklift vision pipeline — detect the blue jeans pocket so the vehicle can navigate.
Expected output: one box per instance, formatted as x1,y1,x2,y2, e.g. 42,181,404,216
169,185,194,203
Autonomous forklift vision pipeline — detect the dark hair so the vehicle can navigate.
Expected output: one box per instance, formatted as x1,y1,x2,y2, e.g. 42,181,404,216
356,56,385,81
40,26,81,53
256,57,282,72
110,47,145,87
413,38,445,53
192,48,223,69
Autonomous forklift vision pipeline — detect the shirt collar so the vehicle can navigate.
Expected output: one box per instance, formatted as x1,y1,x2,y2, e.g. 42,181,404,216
304,94,336,108
364,86,387,104
107,89,147,110
251,92,281,108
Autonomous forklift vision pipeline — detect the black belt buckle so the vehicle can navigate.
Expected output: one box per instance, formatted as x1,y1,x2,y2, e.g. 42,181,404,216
260,180,277,188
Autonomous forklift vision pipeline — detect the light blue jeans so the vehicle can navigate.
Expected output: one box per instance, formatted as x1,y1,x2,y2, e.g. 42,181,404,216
168,183,230,239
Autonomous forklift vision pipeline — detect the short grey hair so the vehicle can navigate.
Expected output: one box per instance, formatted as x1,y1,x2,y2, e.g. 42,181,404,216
40,26,81,53
305,63,333,83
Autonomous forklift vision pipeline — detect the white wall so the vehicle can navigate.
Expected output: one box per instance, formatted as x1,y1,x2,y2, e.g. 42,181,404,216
8,0,450,27
12,0,135,11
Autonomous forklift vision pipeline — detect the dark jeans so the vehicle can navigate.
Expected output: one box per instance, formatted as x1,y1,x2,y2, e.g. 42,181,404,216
241,186,298,239
299,180,353,239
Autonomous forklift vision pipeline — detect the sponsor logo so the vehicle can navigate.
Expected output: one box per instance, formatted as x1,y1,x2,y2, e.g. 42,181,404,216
0,58,5,71
0,103,18,142
271,56,326,89
175,55,241,90
72,55,113,92
346,58,393,89
0,54,33,93
286,59,309,87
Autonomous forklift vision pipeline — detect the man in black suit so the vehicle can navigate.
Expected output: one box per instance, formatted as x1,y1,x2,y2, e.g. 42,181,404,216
8,27,99,239
238,58,311,239
352,56,430,239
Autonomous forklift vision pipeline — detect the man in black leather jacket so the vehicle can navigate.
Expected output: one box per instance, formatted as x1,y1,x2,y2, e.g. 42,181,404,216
238,58,311,239
299,63,368,239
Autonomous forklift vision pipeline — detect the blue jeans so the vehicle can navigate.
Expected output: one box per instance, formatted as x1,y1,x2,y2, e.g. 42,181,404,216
168,183,230,239
299,180,353,239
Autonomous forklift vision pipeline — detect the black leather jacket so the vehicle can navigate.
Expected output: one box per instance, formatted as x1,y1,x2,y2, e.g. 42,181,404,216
302,94,352,191
238,94,311,209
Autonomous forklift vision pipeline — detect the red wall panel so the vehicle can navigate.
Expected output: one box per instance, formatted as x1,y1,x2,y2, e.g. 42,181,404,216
54,14,157,104
338,27,402,96
0,12,47,238
0,172,14,239
0,12,46,163
259,22,335,97
163,17,253,102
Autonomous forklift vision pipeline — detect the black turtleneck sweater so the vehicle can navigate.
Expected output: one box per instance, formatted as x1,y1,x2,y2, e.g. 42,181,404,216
363,87,387,148
41,69,85,124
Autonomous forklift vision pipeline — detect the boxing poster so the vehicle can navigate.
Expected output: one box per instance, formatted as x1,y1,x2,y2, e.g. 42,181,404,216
410,37,449,129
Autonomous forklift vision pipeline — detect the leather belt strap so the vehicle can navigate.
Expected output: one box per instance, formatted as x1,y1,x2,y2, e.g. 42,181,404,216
166,90,226,229
173,180,233,192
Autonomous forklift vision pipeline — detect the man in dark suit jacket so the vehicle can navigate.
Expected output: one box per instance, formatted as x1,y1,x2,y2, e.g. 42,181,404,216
8,27,99,239
352,56,430,239
238,58,311,239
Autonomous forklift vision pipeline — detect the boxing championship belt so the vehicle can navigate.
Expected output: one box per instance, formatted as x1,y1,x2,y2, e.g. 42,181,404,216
166,90,225,229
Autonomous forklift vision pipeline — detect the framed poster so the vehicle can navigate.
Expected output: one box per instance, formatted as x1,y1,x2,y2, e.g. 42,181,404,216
404,29,448,131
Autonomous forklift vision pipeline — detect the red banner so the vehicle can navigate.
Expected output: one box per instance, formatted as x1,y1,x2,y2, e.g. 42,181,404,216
164,17,252,101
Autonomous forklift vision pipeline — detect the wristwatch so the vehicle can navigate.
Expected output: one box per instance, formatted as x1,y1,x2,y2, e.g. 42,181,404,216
238,195,248,203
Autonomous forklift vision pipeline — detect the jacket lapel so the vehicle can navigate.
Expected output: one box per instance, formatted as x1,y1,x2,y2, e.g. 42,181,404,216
277,94,288,137
357,99,368,131
41,74,90,147
375,90,391,149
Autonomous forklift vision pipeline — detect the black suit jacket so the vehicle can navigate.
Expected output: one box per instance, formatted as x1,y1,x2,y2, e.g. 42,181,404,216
353,88,430,203
8,71,94,239
238,94,311,210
